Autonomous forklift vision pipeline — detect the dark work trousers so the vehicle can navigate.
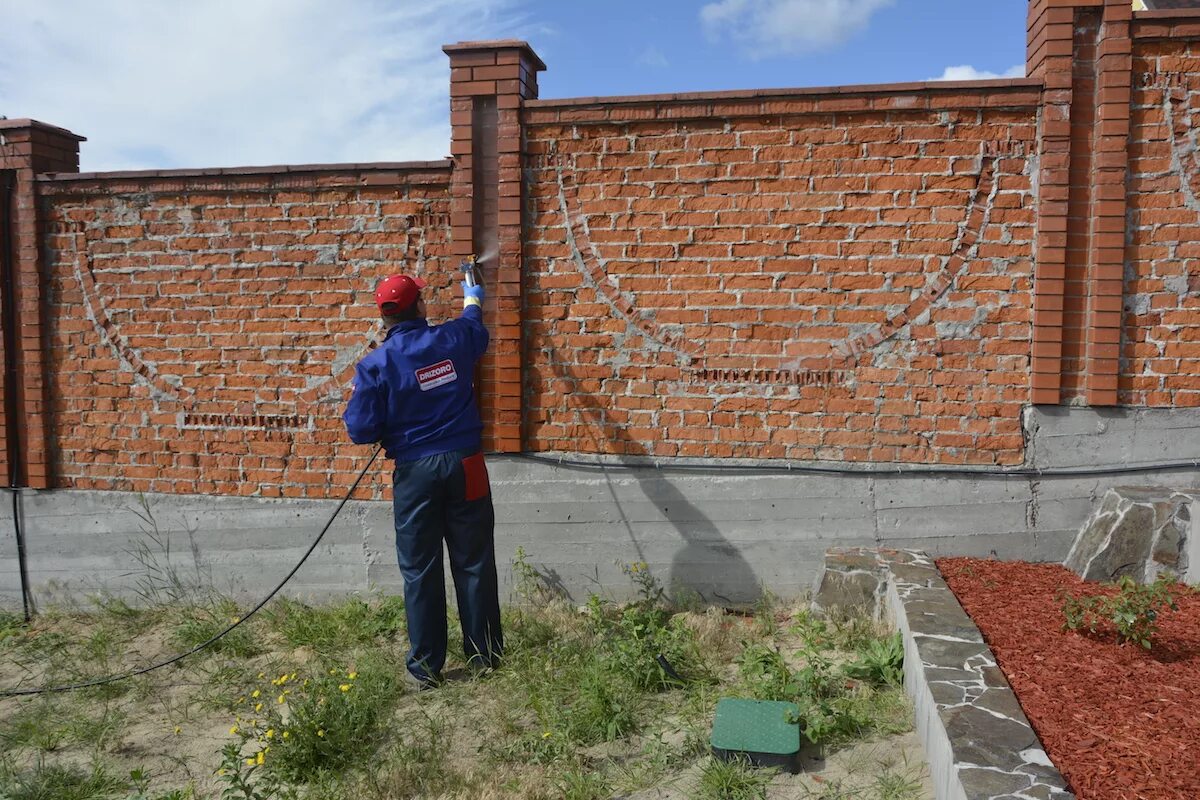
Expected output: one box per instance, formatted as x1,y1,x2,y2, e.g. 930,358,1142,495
392,447,501,683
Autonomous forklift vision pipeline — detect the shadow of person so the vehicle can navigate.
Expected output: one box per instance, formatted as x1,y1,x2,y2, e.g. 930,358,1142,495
542,353,763,608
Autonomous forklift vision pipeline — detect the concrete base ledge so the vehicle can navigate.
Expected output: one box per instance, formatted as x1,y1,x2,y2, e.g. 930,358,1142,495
817,548,1074,800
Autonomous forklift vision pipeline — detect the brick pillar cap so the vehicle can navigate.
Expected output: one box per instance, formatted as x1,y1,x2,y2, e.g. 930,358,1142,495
442,39,546,72
0,118,87,142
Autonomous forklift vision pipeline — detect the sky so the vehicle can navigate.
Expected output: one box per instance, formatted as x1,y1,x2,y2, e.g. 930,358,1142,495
0,1,1028,172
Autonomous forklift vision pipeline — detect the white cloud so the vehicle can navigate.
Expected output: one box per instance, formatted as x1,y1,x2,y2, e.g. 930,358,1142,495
700,0,894,59
638,46,669,68
0,0,520,171
931,64,1026,82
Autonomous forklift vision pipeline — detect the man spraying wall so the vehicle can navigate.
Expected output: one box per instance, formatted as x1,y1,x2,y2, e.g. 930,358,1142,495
342,263,499,690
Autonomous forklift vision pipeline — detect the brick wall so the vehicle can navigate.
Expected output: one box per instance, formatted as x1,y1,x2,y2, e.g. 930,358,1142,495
523,88,1038,464
1124,29,1200,406
2,0,1200,500
39,164,450,499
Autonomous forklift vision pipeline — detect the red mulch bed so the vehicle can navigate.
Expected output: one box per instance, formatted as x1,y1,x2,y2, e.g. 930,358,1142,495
937,558,1200,800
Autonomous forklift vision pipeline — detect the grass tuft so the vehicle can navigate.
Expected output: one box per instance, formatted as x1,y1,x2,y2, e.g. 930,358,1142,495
263,595,406,653
170,598,262,659
697,755,774,800
0,759,127,800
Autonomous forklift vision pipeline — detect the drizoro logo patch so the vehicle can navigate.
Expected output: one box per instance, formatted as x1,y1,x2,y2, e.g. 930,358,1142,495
415,359,457,391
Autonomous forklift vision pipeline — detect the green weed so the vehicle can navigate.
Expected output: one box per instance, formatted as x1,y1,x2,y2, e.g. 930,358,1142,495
873,767,924,800
170,599,261,659
512,546,565,605
0,611,24,646
0,699,126,753
696,755,774,800
262,596,405,653
215,740,291,800
559,659,639,744
1060,574,1180,648
735,638,910,747
356,713,466,799
125,494,207,607
0,758,127,800
554,765,611,800
232,654,399,784
124,767,196,800
844,633,904,688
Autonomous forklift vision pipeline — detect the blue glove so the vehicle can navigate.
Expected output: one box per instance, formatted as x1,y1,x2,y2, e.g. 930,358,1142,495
462,281,485,303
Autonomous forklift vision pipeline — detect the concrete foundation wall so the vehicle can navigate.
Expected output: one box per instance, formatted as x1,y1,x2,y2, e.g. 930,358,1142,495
3,406,1198,611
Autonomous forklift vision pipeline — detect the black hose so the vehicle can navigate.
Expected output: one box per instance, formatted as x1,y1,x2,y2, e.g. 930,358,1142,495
511,452,1200,480
0,445,381,698
0,169,31,623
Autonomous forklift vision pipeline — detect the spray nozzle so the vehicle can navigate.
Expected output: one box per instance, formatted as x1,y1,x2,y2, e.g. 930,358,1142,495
461,254,481,287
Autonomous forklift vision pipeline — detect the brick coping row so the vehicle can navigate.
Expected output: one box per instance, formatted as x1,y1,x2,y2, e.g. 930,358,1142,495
36,160,452,184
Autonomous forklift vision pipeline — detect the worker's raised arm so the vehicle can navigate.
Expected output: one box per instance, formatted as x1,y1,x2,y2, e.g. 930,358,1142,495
343,361,387,444
448,280,489,360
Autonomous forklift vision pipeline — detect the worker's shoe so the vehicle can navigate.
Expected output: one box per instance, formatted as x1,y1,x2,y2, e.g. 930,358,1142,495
405,670,442,692
466,655,500,680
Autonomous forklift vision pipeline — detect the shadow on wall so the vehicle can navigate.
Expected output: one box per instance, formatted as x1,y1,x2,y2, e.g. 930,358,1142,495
543,355,763,606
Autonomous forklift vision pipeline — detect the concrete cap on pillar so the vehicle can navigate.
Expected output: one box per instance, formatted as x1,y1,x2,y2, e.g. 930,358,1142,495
442,39,546,72
0,118,87,142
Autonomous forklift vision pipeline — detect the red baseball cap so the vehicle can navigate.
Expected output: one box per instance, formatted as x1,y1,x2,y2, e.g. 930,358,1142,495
374,274,427,313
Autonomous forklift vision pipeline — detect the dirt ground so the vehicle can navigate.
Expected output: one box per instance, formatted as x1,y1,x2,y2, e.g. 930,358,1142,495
0,597,933,799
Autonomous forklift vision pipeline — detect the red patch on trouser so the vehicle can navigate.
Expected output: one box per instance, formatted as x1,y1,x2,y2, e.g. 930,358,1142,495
462,452,490,501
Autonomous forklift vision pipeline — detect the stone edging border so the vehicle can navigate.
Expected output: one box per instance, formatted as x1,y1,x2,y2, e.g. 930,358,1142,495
813,548,1074,800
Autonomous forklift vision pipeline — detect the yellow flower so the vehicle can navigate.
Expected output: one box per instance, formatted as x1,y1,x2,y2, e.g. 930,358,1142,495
251,690,261,699
317,729,325,738
231,616,240,624
339,684,351,692
230,726,239,735
277,694,286,704
256,751,265,766
265,729,275,739
289,672,297,681
542,731,551,738
217,769,227,776
254,703,263,713
236,696,245,705
245,758,255,766
173,726,181,736
282,731,290,739
257,672,265,679
347,671,357,680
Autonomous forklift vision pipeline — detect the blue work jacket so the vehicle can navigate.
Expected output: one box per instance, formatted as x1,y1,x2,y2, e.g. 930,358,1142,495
343,306,488,461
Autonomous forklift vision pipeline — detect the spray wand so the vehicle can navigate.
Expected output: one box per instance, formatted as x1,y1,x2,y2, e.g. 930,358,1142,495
461,254,481,288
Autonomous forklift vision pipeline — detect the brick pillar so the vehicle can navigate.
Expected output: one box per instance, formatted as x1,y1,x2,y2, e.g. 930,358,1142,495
443,40,544,452
1084,0,1132,405
0,120,84,487
1027,0,1132,406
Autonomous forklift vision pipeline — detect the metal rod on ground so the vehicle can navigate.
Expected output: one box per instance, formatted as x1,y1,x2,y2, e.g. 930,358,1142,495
11,490,32,623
